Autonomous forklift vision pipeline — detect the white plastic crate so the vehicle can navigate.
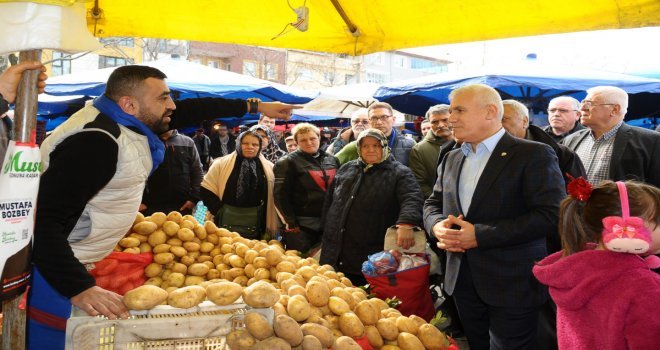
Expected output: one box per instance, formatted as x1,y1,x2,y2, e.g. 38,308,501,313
65,301,273,350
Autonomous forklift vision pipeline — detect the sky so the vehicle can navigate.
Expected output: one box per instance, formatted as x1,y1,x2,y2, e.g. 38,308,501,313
402,27,660,77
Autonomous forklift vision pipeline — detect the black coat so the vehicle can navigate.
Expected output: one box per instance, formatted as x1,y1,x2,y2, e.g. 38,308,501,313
320,157,424,275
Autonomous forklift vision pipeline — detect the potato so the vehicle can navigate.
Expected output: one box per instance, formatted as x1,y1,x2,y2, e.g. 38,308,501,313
409,315,426,330
205,281,242,306
148,230,167,246
148,212,167,227
330,287,355,308
153,252,174,265
123,285,168,310
134,212,145,225
254,268,271,281
166,272,185,287
167,285,206,308
273,302,287,317
252,337,292,350
305,281,330,307
161,220,180,236
417,323,450,350
382,308,402,318
183,241,200,252
287,295,311,322
245,312,274,340
144,263,163,278
288,284,307,297
276,260,296,274
129,233,148,243
144,277,163,286
198,241,214,253
377,318,399,341
397,332,424,350
300,323,334,348
226,329,255,350
138,242,152,253
338,312,365,338
274,314,303,346
152,243,172,254
233,275,249,286
133,221,158,235
118,237,140,248
369,297,389,311
166,237,183,246
177,228,195,241
169,262,186,274
297,266,317,281
187,263,210,276
340,277,353,287
180,255,195,266
229,255,246,268
332,336,362,350
206,269,221,280
243,280,280,308
396,316,418,335
184,275,205,286
355,299,380,325
381,345,402,350
301,334,322,350
263,247,284,266
328,296,351,315
193,225,207,239
365,325,384,349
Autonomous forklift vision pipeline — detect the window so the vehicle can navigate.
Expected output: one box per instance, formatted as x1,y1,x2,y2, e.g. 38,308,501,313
265,63,278,80
324,72,335,84
51,52,71,76
345,74,356,84
225,63,232,71
393,55,406,68
207,61,219,68
366,72,387,84
367,53,384,65
243,60,257,77
99,56,133,69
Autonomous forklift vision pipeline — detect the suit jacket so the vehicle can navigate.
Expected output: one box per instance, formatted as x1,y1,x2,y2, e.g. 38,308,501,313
562,123,660,187
423,132,565,308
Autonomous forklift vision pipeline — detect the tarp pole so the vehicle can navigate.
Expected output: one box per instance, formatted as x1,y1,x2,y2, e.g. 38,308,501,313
1,49,42,350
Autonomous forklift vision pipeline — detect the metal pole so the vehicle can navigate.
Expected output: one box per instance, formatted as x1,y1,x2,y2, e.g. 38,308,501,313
2,49,42,350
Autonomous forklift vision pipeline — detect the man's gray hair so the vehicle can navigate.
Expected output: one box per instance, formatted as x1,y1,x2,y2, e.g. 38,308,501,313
586,86,628,116
548,96,580,111
425,104,450,120
502,99,529,118
449,84,503,120
351,108,369,120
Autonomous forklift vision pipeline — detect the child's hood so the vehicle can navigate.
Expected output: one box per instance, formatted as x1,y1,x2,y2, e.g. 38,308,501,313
533,249,650,310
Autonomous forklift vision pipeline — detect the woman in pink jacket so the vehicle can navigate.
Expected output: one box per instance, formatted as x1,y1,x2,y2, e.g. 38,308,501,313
533,179,660,350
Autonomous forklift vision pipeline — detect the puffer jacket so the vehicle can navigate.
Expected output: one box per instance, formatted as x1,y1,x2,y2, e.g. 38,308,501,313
320,157,424,275
273,149,340,227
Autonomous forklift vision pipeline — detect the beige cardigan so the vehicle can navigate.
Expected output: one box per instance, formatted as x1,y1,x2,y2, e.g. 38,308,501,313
201,152,280,236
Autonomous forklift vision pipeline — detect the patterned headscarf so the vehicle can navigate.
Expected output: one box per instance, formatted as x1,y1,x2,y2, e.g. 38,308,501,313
356,128,391,172
249,124,286,163
235,130,263,204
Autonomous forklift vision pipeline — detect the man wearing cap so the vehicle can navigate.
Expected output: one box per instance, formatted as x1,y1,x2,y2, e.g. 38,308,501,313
335,102,415,166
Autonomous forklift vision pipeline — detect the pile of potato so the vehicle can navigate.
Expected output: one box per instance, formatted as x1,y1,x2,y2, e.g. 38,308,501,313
117,212,452,350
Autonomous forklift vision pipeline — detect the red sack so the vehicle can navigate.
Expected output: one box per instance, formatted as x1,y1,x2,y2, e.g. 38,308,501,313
364,263,435,321
89,252,153,295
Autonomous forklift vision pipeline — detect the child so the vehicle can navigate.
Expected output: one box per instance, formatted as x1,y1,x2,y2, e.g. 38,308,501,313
533,179,660,350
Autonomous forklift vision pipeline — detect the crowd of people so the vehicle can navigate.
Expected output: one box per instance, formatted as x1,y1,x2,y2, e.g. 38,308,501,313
1,61,659,350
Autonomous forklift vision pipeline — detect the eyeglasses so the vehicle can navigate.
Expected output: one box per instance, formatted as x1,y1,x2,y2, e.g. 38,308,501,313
547,108,578,114
580,100,616,109
369,115,392,123
352,119,370,125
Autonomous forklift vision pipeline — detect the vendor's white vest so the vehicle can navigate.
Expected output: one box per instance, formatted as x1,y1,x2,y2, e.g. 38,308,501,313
40,104,152,263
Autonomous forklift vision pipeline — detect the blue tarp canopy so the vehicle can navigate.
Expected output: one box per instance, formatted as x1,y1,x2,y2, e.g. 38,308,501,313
374,60,660,119
45,59,317,104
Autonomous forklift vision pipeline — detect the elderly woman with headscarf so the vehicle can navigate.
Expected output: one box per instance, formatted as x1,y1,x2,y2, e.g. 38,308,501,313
200,130,279,239
249,124,286,163
273,123,340,254
320,129,424,285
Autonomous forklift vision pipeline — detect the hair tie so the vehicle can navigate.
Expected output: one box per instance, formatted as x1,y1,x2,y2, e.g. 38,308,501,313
566,174,593,202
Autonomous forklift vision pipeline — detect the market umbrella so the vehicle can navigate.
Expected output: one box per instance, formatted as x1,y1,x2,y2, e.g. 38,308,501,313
302,83,379,116
374,60,660,118
78,0,660,55
45,59,317,104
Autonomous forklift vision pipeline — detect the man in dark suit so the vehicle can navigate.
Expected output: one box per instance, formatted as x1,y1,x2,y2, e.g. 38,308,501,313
562,86,660,188
424,84,565,350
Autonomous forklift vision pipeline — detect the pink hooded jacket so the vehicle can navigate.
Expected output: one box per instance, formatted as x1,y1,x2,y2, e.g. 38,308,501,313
533,249,660,350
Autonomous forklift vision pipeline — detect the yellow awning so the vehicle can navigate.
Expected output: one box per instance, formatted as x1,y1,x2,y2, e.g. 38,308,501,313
82,0,660,55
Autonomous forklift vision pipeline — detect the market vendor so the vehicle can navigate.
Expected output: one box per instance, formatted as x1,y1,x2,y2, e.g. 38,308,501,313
28,65,299,350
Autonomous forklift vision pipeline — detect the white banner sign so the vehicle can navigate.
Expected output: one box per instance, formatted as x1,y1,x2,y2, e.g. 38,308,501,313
0,140,40,300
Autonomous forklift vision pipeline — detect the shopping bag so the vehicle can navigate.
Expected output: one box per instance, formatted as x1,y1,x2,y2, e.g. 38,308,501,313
89,252,153,295
215,203,263,239
364,261,435,321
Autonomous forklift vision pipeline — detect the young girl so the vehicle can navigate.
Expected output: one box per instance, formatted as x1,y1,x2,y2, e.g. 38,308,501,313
533,179,660,350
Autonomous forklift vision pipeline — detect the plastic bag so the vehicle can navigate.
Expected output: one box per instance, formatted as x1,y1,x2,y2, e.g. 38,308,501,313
363,251,398,275
89,252,153,295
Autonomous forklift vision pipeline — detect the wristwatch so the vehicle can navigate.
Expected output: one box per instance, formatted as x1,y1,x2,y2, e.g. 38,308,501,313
247,98,261,114
0,93,8,115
